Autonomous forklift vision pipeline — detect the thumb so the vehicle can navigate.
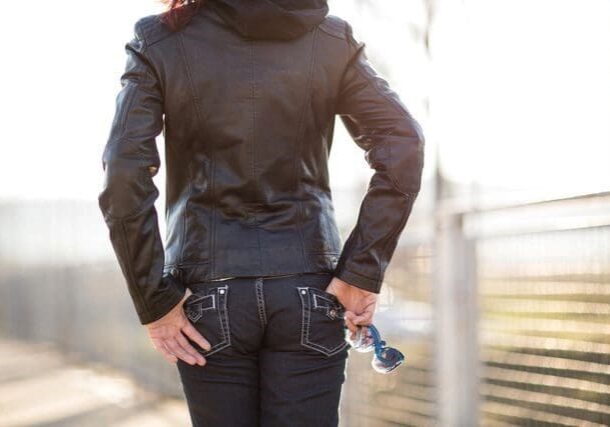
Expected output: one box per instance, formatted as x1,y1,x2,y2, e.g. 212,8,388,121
179,288,192,305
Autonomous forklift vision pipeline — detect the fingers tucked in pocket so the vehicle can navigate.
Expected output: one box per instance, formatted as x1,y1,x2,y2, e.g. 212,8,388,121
183,285,231,357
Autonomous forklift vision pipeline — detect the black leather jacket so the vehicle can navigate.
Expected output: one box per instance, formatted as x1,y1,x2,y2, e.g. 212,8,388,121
98,0,425,325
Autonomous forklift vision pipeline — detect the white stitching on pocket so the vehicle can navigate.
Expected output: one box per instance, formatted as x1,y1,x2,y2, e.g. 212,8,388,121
185,286,231,357
297,286,349,357
185,294,216,322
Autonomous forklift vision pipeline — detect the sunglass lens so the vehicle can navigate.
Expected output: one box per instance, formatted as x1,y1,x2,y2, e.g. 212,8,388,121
347,327,375,353
372,347,405,373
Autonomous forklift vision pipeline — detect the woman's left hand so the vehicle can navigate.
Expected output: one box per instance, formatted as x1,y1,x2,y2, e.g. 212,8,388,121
325,277,378,340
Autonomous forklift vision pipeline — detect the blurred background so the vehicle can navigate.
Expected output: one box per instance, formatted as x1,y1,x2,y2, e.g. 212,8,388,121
0,0,609,426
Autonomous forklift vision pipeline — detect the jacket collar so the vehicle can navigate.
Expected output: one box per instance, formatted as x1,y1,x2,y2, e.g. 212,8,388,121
206,0,329,40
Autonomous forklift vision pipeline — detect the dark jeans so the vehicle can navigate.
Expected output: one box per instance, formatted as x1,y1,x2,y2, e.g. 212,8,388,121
176,272,351,427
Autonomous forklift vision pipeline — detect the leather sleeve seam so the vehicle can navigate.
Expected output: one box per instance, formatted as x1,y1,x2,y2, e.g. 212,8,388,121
118,219,152,316
333,22,362,115
387,154,422,197
376,195,415,283
319,20,346,40
352,59,409,118
136,15,174,49
133,20,168,102
366,139,422,197
101,175,157,222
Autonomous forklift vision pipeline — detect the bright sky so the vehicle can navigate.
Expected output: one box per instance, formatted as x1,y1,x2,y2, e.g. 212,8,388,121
431,0,610,198
0,0,608,202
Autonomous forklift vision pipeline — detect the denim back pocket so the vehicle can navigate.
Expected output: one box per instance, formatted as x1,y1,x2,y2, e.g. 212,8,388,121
297,286,349,357
184,285,231,357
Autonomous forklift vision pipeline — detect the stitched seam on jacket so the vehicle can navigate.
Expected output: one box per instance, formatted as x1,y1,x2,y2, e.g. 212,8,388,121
293,28,320,270
353,58,410,118
386,136,423,196
177,33,214,268
343,21,411,119
389,175,421,198
332,21,357,116
119,23,149,133
352,53,423,196
375,194,414,288
318,18,345,40
118,81,139,134
135,19,169,101
176,36,192,265
101,169,157,221
118,50,145,134
180,180,193,263
137,15,175,49
120,28,164,135
118,219,151,317
249,40,264,271
210,160,218,277
105,136,156,154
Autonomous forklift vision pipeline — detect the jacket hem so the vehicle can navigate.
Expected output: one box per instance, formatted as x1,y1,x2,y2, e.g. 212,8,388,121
165,252,340,286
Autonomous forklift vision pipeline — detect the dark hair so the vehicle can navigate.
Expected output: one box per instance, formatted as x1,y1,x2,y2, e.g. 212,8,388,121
159,0,206,32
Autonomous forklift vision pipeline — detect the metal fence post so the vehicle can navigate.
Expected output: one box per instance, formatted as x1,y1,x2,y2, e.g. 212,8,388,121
434,211,480,426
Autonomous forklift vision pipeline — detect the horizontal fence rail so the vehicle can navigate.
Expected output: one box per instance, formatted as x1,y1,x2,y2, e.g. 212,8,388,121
1,190,609,426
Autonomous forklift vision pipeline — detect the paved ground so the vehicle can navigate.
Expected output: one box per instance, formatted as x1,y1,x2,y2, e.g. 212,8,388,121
0,338,191,427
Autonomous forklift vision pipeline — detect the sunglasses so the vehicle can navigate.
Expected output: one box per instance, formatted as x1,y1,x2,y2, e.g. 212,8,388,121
347,323,405,373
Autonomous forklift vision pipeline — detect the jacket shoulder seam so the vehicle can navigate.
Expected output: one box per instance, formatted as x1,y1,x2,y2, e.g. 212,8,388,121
135,14,174,49
318,15,347,40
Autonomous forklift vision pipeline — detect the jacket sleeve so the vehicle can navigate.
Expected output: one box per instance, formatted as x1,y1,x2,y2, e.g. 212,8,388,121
332,21,425,294
98,21,186,325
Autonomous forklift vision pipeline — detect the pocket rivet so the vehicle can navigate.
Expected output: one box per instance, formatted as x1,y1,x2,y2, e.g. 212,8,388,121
219,289,226,294
301,289,307,295
329,309,337,318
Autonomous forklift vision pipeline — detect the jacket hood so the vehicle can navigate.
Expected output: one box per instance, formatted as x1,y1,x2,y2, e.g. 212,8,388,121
207,0,329,40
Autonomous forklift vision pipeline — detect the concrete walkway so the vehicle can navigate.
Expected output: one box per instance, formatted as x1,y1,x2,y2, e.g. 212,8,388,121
0,338,191,427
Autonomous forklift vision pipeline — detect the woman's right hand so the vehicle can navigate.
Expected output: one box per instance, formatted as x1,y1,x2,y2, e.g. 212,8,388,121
143,287,212,366
324,277,378,340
